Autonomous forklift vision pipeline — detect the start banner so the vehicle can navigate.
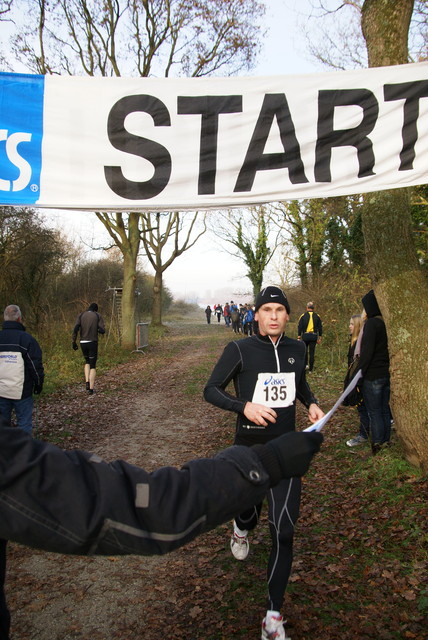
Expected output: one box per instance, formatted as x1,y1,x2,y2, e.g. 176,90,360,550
1,63,427,210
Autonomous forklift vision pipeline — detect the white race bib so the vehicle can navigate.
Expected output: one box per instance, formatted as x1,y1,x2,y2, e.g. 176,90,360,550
252,372,296,408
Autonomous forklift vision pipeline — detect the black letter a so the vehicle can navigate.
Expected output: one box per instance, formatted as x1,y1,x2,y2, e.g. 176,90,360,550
234,94,308,192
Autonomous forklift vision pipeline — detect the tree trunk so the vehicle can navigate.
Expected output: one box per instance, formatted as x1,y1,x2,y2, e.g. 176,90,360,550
250,271,263,299
120,213,141,349
362,190,428,469
121,250,137,349
361,0,428,471
362,0,413,67
151,270,163,327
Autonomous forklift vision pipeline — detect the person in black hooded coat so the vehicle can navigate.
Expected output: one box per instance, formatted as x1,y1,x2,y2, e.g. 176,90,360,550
358,290,391,454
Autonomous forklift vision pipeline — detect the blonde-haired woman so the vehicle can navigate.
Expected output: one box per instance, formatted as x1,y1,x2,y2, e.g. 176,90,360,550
345,314,370,447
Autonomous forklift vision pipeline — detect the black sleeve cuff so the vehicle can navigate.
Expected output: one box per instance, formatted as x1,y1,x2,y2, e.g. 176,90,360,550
251,444,282,487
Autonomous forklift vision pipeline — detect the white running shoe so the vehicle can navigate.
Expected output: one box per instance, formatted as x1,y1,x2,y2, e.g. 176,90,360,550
346,435,367,447
230,530,249,560
261,612,290,640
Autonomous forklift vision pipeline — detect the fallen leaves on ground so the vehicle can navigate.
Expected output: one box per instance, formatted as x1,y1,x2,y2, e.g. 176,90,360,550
6,324,428,640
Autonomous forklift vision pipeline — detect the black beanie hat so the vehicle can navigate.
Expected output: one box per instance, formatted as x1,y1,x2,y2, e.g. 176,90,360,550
88,302,98,312
254,286,290,313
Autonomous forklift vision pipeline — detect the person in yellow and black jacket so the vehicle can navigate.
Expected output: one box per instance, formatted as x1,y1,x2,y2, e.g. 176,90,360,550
297,302,323,372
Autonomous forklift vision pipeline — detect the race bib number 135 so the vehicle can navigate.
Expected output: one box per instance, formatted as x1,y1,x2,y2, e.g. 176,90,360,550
252,372,296,408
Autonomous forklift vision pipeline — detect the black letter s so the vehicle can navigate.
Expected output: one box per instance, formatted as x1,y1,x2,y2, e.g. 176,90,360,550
104,95,171,200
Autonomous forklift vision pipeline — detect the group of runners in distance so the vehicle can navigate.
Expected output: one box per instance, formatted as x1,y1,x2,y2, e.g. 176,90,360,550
205,301,255,335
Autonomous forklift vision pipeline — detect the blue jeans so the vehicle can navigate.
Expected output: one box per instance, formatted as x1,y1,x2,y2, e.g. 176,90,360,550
362,377,391,445
0,396,34,434
357,403,370,439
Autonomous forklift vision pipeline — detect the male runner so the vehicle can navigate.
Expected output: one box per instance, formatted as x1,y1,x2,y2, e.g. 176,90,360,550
204,285,324,640
72,302,105,394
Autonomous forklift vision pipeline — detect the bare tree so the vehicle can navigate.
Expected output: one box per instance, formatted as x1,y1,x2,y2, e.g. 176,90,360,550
3,0,266,346
6,0,266,76
299,0,427,71
139,212,206,325
95,211,141,346
0,0,12,18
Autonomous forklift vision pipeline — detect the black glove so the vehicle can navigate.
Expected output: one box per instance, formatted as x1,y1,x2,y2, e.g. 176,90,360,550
33,382,43,395
253,431,323,485
72,341,78,351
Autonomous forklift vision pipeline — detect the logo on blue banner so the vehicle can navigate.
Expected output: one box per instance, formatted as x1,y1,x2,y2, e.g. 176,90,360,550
0,73,44,204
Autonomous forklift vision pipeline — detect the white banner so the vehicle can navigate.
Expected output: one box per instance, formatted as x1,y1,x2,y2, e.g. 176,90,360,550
1,63,428,210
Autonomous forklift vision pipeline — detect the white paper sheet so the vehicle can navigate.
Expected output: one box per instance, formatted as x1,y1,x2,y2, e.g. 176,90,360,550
304,370,363,432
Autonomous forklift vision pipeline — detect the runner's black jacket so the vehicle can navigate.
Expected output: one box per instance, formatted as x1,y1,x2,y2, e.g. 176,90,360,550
204,334,317,445
72,310,105,343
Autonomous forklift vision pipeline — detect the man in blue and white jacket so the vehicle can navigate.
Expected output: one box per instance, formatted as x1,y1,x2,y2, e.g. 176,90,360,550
0,304,44,434
0,304,44,640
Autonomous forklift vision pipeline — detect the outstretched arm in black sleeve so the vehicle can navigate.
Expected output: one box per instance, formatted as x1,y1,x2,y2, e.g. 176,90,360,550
0,426,322,557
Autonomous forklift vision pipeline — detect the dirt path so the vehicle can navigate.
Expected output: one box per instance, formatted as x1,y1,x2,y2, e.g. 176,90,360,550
5,323,427,640
6,324,232,640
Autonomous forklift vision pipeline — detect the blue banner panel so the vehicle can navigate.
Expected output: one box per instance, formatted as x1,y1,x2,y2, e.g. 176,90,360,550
0,73,44,204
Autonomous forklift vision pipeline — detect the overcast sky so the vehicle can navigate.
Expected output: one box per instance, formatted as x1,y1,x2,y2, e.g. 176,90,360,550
44,0,325,305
